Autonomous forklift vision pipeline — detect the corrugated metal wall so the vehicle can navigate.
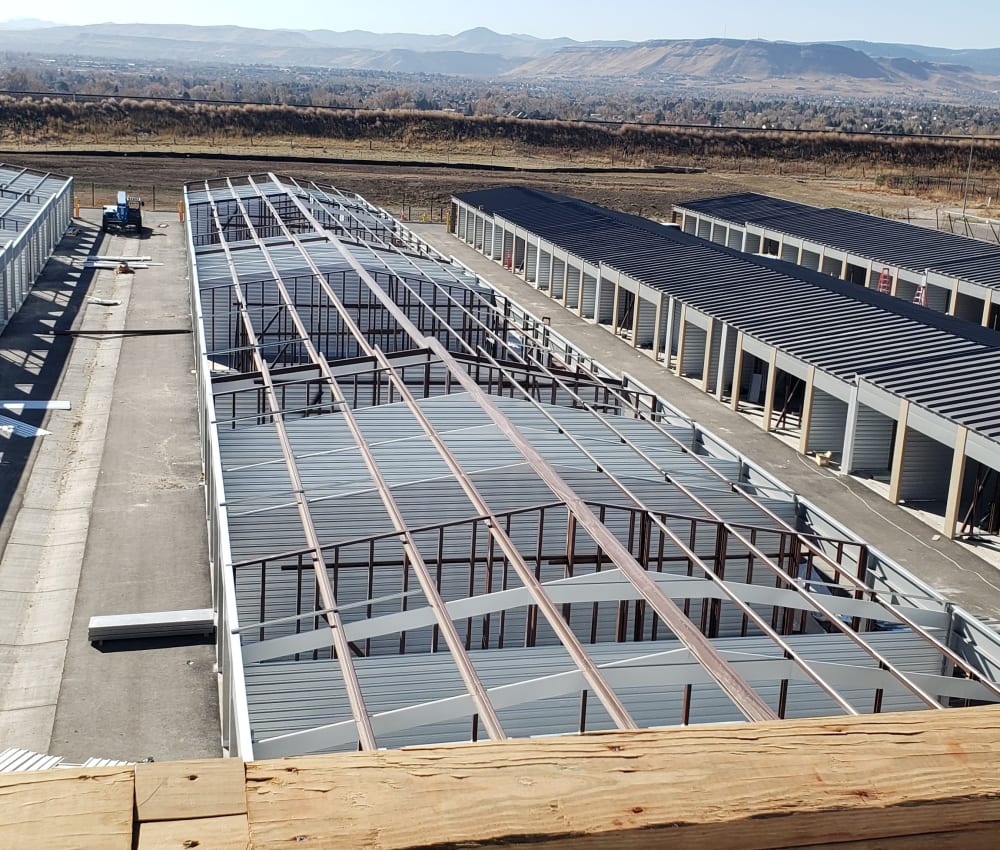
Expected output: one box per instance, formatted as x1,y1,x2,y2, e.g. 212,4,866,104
537,251,551,290
925,284,949,313
899,428,953,502
483,219,494,257
680,325,707,379
801,249,821,272
821,255,842,276
635,295,656,347
0,176,73,333
806,390,848,455
474,215,484,251
581,273,598,318
598,277,615,323
718,327,738,400
551,257,565,299
850,405,895,473
706,322,723,394
954,291,983,324
566,266,581,309
525,242,538,282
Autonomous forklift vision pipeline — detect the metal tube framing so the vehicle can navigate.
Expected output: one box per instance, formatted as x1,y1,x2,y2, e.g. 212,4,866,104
189,175,1000,752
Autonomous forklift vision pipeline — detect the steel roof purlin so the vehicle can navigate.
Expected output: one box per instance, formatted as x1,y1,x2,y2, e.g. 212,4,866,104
188,176,1000,760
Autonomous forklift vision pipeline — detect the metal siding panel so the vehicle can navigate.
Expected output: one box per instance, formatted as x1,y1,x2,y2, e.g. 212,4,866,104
852,404,895,472
900,428,953,502
806,389,848,455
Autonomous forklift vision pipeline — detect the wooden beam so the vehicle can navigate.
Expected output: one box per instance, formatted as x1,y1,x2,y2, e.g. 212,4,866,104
7,708,1000,849
138,815,250,850
798,366,817,455
0,766,133,850
762,348,778,431
889,399,911,505
943,425,969,538
135,758,247,822
245,706,1000,850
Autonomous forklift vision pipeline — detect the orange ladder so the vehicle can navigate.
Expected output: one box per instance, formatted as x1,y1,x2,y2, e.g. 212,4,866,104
876,267,892,294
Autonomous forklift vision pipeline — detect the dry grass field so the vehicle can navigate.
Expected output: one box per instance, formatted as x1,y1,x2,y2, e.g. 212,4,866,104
1,143,975,229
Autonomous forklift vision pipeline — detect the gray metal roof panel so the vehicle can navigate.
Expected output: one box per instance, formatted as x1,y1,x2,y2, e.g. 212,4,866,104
462,188,1000,444
676,192,1000,288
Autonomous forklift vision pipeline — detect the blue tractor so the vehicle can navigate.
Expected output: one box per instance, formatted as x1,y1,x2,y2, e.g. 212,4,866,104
102,191,143,235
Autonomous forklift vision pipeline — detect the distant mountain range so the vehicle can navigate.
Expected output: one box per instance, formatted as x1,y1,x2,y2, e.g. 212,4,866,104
3,22,1000,96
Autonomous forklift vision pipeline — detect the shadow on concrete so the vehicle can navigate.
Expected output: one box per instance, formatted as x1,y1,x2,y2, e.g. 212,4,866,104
91,634,216,654
0,222,104,543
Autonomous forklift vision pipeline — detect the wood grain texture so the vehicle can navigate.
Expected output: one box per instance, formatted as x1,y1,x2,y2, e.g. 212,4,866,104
245,706,1000,849
138,814,251,850
0,766,133,850
136,758,247,822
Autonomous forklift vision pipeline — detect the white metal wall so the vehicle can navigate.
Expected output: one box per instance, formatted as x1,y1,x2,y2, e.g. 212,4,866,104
0,177,73,332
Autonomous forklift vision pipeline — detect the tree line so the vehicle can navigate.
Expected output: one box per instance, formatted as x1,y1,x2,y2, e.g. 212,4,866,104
2,94,999,174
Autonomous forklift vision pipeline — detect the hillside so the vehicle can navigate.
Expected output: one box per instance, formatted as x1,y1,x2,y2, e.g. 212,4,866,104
508,39,1000,98
3,22,999,98
831,41,1000,75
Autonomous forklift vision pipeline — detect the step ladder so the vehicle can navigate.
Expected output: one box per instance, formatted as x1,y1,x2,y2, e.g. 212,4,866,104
913,286,928,307
876,267,892,295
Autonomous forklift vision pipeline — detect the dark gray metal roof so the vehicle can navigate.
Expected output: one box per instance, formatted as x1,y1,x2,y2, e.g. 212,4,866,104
459,187,1000,442
677,192,1000,288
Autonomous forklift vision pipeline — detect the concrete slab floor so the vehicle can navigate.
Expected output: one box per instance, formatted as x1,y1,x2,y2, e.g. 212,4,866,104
410,222,1000,623
0,210,219,761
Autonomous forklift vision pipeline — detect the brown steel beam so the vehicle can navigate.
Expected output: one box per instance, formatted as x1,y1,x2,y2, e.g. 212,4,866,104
204,185,377,751
221,179,507,744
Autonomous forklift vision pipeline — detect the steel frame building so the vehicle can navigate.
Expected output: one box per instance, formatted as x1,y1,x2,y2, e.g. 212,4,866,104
188,175,1000,760
674,192,1000,328
0,163,74,334
451,187,1000,541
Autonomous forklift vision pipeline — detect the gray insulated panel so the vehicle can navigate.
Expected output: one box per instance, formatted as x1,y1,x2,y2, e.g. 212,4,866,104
566,266,581,310
581,273,598,319
680,325,707,379
806,390,848,455
899,429,952,503
851,405,895,473
635,295,657,348
243,630,942,754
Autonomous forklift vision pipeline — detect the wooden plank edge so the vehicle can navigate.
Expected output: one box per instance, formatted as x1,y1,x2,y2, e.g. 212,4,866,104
244,705,1000,849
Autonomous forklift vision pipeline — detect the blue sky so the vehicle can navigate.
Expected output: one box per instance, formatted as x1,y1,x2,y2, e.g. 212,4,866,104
13,1,1000,49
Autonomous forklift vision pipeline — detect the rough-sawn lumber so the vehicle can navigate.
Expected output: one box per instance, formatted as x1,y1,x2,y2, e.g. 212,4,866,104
245,706,1000,849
